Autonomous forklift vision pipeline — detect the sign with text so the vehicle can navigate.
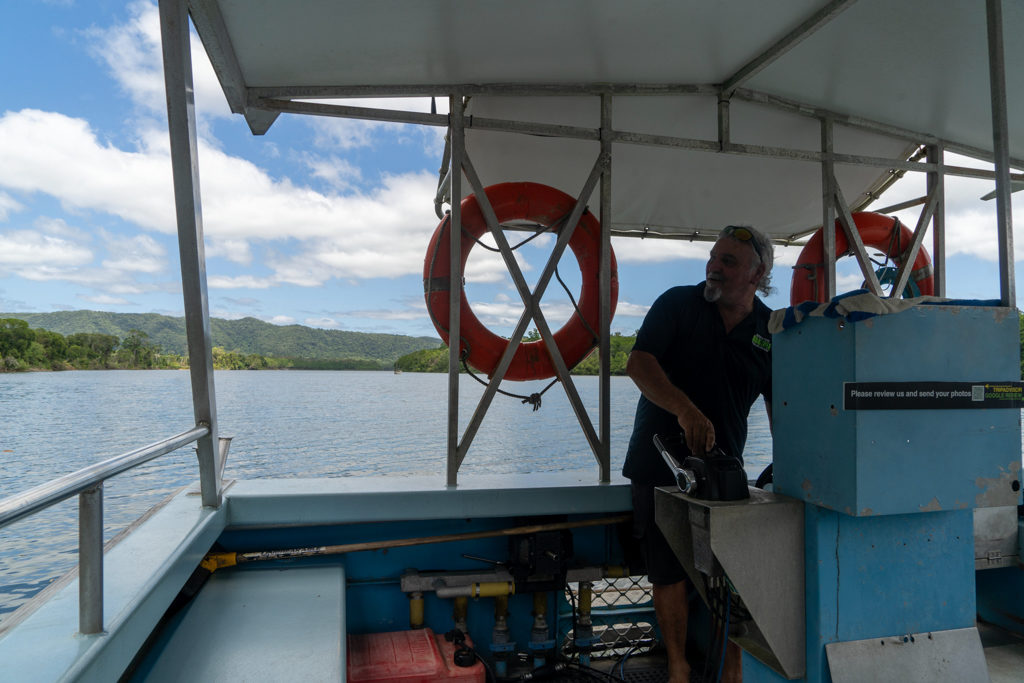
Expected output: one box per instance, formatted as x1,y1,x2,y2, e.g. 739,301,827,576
843,381,1024,410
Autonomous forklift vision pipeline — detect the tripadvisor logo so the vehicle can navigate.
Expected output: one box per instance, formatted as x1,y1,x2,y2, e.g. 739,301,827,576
751,334,771,352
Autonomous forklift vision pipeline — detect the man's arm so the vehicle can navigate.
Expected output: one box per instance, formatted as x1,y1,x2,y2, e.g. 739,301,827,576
626,349,715,455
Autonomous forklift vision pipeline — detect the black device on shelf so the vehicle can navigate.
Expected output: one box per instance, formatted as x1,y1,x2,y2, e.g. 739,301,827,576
653,433,749,501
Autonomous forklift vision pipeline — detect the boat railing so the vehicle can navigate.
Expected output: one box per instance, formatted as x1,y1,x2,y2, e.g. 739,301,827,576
0,425,215,635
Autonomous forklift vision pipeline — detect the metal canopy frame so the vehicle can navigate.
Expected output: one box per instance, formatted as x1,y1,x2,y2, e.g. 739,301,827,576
444,123,613,485
163,0,1018,485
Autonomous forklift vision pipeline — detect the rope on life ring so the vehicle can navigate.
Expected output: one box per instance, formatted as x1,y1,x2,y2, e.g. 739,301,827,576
423,182,618,382
790,211,934,305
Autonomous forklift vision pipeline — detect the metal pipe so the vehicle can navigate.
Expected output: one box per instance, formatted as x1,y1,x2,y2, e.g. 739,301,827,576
252,97,448,127
927,144,947,297
78,484,103,635
249,96,1024,183
734,87,1024,171
446,94,464,487
889,190,939,298
436,582,515,599
717,96,730,149
203,514,631,569
158,0,221,508
598,93,613,483
821,119,837,300
986,0,1015,308
720,0,856,96
410,591,424,629
453,595,468,632
873,196,927,215
217,436,232,481
246,82,1024,174
0,426,208,530
834,184,883,295
248,82,716,100
530,591,552,668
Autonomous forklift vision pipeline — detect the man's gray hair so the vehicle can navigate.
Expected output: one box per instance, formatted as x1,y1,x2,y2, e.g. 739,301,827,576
719,225,774,296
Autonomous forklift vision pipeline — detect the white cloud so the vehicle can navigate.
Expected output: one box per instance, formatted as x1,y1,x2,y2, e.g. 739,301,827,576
0,219,171,297
612,301,651,318
34,217,89,240
0,110,176,232
0,192,23,221
85,1,229,121
304,316,340,328
610,236,711,264
343,307,427,321
206,239,254,265
0,230,93,267
268,315,296,325
300,153,363,191
0,109,453,288
101,233,166,273
208,275,274,290
80,294,132,305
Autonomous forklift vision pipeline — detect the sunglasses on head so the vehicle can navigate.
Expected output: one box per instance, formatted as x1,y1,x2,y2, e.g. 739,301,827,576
722,225,762,261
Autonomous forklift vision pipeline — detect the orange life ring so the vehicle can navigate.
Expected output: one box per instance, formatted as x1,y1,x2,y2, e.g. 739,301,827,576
423,182,618,381
790,212,934,305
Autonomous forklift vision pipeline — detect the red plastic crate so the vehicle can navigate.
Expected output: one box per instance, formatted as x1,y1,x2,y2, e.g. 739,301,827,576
347,628,485,683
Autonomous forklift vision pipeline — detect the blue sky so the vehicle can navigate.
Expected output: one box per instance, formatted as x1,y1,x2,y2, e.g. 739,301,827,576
1,2,1021,341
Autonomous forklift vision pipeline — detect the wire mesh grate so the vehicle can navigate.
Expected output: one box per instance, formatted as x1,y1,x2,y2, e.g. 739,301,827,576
560,575,659,660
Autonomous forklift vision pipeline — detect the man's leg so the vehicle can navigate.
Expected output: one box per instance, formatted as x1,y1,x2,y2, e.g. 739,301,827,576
722,640,742,683
633,483,694,682
653,579,690,683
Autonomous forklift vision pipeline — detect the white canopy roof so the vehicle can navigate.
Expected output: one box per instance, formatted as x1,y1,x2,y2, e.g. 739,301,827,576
189,0,1022,241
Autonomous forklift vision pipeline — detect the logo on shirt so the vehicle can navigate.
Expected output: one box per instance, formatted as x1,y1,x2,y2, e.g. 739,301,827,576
751,333,771,352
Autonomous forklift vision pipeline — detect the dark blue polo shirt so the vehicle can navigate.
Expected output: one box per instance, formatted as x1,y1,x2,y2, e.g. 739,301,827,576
622,283,772,485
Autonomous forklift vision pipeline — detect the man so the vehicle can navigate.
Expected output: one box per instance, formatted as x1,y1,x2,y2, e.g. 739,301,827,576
623,225,774,683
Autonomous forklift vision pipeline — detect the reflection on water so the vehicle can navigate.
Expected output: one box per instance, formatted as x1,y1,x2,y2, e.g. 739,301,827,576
0,370,773,618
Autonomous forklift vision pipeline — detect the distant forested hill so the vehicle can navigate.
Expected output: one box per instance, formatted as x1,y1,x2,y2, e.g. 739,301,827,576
2,311,439,365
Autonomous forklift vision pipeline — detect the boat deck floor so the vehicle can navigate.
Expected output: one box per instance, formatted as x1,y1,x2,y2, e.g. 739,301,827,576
125,563,1024,682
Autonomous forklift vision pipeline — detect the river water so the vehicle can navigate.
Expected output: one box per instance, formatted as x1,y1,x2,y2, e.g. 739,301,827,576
0,369,773,619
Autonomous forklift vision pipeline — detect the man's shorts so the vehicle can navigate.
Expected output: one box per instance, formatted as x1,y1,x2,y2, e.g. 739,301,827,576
631,482,688,586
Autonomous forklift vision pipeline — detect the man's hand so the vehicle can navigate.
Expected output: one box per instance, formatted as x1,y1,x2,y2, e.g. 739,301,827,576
678,405,715,456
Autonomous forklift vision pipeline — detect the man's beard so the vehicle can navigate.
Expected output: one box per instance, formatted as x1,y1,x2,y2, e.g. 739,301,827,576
704,280,722,302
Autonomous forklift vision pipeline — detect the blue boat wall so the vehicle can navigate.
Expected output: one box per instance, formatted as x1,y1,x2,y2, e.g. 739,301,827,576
0,473,646,681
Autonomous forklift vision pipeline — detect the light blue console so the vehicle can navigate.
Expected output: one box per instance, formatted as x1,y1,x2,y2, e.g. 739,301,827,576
760,305,1021,683
774,305,1020,517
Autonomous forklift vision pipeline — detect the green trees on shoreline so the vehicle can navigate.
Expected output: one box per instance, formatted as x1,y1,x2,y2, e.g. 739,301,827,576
2,319,174,371
0,318,291,372
8,313,1023,375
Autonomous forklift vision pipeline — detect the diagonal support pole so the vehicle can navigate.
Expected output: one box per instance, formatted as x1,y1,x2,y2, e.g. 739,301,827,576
889,188,939,298
834,183,883,296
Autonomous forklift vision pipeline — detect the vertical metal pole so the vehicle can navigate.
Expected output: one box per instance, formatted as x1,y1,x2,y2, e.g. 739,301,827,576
717,96,730,150
820,118,837,300
79,484,103,634
926,143,946,297
159,0,221,507
447,94,465,487
986,0,1015,308
598,94,613,484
